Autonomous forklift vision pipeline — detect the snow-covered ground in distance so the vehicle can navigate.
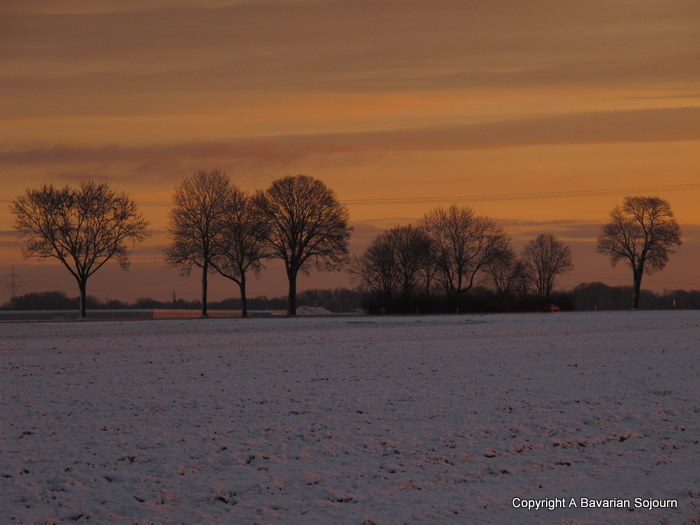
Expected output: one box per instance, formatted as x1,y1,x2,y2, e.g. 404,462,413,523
1,311,698,524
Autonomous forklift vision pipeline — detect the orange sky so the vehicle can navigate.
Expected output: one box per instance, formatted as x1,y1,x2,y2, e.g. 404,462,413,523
1,0,699,303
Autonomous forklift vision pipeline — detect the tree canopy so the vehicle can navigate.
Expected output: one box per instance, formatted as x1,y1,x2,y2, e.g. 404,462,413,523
597,196,681,309
421,205,510,295
11,181,149,317
521,233,574,302
254,175,352,315
164,170,231,317
209,188,270,317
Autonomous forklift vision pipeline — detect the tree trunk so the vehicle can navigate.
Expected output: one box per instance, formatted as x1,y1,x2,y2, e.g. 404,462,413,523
239,275,248,318
201,261,209,317
287,268,297,316
78,278,87,318
631,266,643,310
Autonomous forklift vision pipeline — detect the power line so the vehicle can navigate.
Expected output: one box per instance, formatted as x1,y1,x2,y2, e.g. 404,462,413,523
0,182,698,208
339,183,700,206
100,182,700,207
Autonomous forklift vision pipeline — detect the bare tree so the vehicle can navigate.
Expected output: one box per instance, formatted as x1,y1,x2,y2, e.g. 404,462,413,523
165,170,230,317
421,205,510,295
521,234,573,302
352,231,398,301
352,224,431,302
254,175,352,316
417,234,439,297
10,181,149,318
387,225,432,300
597,196,681,309
510,259,532,299
209,189,270,318
483,245,517,297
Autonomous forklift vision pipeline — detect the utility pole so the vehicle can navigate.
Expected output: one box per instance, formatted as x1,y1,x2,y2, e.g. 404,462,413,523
5,265,22,299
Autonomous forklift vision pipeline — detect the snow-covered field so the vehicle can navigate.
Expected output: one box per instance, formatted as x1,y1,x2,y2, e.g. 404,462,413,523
1,311,698,524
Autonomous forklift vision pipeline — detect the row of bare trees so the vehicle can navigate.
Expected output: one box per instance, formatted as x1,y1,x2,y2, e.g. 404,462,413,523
8,174,682,316
352,205,575,311
8,173,351,318
164,171,352,317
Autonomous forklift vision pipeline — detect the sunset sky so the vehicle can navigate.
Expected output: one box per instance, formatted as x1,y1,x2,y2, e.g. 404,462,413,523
1,0,699,304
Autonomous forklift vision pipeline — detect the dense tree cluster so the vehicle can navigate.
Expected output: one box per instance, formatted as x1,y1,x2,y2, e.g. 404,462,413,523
353,205,574,313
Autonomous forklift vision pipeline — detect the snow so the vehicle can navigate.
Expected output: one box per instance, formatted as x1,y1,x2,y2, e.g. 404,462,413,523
1,311,698,524
296,305,333,315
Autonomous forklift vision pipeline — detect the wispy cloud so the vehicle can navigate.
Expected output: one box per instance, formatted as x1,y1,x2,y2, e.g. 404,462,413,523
0,229,21,250
2,0,698,119
2,107,699,175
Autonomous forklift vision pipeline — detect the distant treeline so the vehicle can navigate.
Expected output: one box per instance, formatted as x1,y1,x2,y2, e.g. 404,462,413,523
573,282,700,310
0,288,364,313
3,283,699,312
362,282,700,313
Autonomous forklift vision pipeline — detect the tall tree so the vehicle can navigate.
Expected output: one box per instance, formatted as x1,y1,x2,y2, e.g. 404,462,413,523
421,205,510,295
165,170,230,317
10,181,149,318
597,196,682,309
254,175,352,316
209,189,270,318
521,234,574,302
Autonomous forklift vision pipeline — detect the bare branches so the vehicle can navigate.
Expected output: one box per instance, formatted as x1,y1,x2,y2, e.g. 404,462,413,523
209,188,271,318
352,225,432,301
10,181,150,317
164,170,232,316
165,172,352,317
597,196,681,309
421,205,511,295
521,234,574,301
483,245,517,297
165,170,231,274
354,206,515,311
254,175,352,315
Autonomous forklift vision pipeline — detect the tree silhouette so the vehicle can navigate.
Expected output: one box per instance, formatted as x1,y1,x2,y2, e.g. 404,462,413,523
10,181,149,318
421,205,510,295
353,224,432,302
209,188,270,318
483,245,517,298
521,234,574,302
597,196,681,309
165,170,230,317
254,175,351,316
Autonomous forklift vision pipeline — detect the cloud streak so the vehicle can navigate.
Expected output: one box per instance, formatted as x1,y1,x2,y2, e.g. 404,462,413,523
2,107,699,173
2,0,699,120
